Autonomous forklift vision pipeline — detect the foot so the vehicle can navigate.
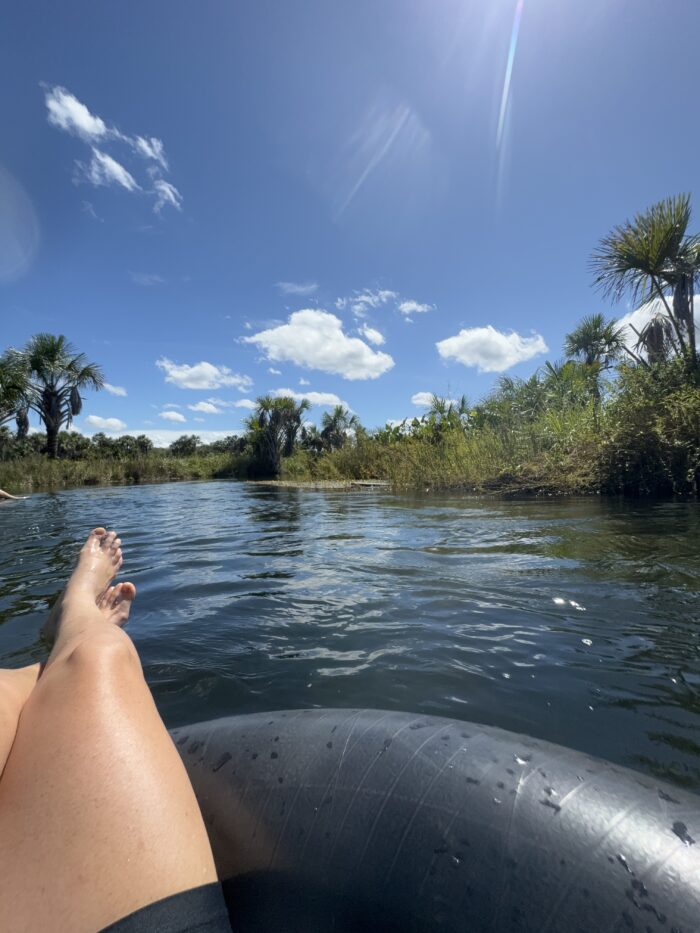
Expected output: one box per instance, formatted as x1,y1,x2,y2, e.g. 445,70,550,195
95,582,137,628
41,529,133,642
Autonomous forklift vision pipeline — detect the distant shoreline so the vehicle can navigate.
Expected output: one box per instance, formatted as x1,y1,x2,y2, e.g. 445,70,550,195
1,453,691,500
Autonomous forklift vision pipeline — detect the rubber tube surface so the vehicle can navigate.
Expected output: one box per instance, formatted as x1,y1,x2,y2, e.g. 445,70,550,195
172,710,700,932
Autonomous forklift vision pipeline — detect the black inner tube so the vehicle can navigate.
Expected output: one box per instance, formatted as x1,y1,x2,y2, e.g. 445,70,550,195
173,709,700,932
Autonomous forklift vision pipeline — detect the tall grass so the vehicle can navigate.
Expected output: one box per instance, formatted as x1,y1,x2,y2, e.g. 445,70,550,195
0,452,246,494
279,406,602,494
4,371,699,498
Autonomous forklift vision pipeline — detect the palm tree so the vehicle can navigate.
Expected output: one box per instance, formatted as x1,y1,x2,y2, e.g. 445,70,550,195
0,349,28,430
246,395,310,476
541,360,591,410
591,194,698,369
23,334,104,458
564,313,624,401
300,424,324,454
564,314,623,367
320,405,360,451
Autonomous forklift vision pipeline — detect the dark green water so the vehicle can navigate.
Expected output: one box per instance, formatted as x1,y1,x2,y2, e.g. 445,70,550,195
1,482,699,789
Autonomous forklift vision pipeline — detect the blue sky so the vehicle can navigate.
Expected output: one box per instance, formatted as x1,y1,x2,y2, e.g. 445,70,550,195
1,0,698,444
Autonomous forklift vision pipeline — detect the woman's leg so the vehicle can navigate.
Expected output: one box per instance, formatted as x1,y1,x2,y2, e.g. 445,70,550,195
0,664,41,776
0,528,218,933
0,568,137,777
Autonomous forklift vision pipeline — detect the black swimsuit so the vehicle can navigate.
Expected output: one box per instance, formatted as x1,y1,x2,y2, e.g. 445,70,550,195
100,882,231,933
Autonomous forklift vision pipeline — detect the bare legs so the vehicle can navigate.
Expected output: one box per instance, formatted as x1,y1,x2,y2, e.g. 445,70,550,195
0,487,27,500
0,528,218,932
0,664,41,776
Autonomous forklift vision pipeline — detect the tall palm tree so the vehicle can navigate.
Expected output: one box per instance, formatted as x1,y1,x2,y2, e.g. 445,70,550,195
564,314,623,367
320,405,360,451
0,349,28,430
23,334,104,458
246,395,310,476
541,360,591,409
564,313,624,401
591,194,698,369
300,424,324,454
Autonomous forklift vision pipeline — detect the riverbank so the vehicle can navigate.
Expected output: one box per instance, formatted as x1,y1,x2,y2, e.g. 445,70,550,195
0,452,244,493
0,453,583,496
0,452,595,498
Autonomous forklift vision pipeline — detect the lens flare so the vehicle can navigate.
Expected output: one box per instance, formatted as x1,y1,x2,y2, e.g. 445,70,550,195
496,0,525,150
0,164,39,282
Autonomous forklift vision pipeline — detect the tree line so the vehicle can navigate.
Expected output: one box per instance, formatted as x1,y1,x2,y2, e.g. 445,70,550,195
2,195,699,494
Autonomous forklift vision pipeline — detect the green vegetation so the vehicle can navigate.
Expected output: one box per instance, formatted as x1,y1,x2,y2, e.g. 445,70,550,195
13,334,104,458
1,195,699,497
0,430,247,492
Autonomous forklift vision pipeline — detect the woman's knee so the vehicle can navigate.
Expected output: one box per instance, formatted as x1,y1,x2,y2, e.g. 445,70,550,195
64,629,141,678
0,664,42,707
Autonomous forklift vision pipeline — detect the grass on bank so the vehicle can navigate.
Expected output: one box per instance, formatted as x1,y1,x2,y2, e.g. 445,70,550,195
0,452,247,493
280,409,600,495
2,366,699,499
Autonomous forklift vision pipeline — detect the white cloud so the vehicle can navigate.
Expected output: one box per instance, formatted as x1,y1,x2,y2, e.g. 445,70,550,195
153,179,182,214
146,429,236,445
130,271,165,286
617,297,700,354
82,200,102,222
188,401,222,414
336,288,433,323
272,388,349,408
436,325,548,373
86,428,241,447
45,85,180,215
411,391,459,408
133,136,168,169
194,417,205,423
399,299,432,316
156,358,253,391
80,148,139,191
85,415,127,431
160,410,187,423
203,397,258,411
268,367,282,375
299,377,310,385
45,87,107,141
276,281,318,296
244,308,394,380
359,324,385,346
337,289,397,318
103,383,127,397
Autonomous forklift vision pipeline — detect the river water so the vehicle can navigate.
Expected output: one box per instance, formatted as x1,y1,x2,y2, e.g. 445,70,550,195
1,481,699,789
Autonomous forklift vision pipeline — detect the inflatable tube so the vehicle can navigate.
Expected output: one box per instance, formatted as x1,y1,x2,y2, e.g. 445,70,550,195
172,709,700,932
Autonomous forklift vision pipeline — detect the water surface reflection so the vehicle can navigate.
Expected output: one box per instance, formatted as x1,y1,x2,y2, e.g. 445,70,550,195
0,483,698,789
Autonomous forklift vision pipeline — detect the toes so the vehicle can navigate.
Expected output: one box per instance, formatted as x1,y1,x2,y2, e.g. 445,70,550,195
97,586,115,609
109,583,122,609
102,530,117,550
84,528,107,552
120,582,136,602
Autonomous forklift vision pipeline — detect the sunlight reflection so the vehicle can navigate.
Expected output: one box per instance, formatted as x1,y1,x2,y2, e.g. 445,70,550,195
496,0,525,151
0,164,39,282
332,97,431,219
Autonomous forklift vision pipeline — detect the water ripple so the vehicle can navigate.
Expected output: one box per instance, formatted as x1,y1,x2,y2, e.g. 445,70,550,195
1,483,699,787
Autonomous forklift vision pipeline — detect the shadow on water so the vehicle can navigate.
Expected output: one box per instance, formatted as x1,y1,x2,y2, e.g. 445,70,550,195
1,483,699,789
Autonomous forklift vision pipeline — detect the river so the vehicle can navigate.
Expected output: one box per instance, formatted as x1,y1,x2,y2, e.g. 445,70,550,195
1,481,699,789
